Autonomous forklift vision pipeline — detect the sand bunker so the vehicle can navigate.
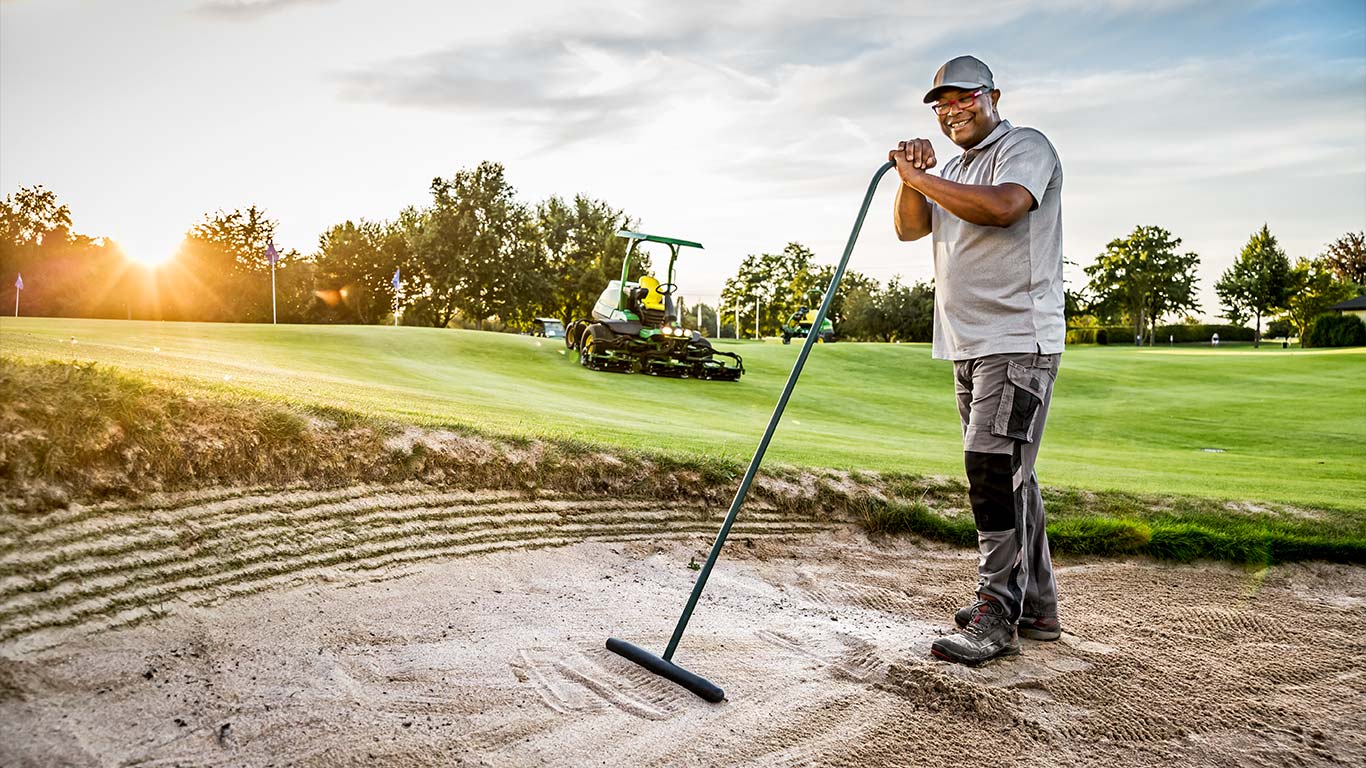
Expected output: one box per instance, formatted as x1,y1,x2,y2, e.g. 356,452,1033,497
2,487,1363,766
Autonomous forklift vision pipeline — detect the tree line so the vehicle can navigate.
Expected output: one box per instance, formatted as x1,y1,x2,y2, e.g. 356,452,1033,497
1073,224,1363,347
711,224,1363,347
3,169,1362,346
0,163,649,330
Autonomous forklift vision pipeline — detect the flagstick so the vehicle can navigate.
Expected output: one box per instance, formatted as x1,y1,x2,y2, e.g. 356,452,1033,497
271,259,277,324
13,289,18,318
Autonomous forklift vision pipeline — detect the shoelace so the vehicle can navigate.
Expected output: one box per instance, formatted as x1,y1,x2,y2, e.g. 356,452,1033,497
963,600,992,636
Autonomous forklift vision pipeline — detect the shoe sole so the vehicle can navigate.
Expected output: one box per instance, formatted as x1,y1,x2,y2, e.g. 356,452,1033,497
930,644,1020,666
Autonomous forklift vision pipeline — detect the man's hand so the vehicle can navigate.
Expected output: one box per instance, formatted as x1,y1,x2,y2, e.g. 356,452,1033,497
890,139,936,186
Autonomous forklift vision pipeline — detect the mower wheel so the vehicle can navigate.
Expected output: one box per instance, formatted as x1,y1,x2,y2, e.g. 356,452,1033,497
579,327,599,368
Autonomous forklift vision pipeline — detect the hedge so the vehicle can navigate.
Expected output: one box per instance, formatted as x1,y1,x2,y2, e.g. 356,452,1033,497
1303,313,1366,347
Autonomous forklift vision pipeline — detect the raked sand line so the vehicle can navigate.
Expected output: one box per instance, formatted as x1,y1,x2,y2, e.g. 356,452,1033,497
0,506,813,623
0,488,835,648
0,487,531,556
1,516,827,635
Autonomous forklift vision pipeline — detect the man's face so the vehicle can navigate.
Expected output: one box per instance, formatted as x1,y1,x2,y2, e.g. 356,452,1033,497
933,87,1001,148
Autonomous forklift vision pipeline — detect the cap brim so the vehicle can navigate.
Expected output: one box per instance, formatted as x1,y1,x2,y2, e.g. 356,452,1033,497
922,81,988,103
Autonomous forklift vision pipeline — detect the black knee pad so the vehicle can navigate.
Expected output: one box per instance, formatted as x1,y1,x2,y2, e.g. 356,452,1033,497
965,450,1015,532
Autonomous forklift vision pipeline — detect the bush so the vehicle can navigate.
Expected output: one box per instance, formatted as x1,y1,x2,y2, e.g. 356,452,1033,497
1064,327,1109,345
1066,328,1096,344
1303,313,1366,347
1266,319,1293,339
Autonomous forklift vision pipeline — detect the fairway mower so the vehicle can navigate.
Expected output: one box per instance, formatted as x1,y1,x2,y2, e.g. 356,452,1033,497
781,289,836,345
605,161,897,703
566,231,744,381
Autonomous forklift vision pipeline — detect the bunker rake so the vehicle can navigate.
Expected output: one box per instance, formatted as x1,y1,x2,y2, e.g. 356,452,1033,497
605,161,898,702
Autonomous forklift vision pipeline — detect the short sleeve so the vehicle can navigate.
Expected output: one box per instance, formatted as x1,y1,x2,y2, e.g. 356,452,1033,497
993,129,1057,211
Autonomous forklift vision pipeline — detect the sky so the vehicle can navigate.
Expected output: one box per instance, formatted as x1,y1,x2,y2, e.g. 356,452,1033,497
2,0,1364,318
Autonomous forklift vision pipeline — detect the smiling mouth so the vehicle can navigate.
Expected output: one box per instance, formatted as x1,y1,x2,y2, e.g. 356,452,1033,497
947,117,972,131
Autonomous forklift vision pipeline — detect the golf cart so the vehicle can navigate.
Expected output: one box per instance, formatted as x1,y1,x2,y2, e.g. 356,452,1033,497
531,317,566,339
781,289,835,344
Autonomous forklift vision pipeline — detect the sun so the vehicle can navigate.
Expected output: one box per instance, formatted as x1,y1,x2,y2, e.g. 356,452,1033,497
114,235,181,268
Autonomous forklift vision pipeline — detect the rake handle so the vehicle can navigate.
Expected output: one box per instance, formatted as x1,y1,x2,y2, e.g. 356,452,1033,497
661,160,897,662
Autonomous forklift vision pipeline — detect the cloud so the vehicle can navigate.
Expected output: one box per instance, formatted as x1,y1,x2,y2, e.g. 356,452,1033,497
195,0,336,21
333,5,980,148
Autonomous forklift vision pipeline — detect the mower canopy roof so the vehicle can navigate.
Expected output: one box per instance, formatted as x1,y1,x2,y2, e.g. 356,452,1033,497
616,230,704,250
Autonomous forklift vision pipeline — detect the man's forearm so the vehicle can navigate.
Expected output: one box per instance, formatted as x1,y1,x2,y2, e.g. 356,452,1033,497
904,172,1031,228
894,183,932,241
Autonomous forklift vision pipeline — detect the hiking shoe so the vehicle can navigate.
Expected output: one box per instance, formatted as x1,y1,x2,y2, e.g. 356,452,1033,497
1018,616,1062,641
932,601,1019,666
953,600,987,629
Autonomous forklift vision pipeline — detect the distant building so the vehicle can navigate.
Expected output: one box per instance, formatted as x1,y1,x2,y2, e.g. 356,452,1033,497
1328,295,1366,324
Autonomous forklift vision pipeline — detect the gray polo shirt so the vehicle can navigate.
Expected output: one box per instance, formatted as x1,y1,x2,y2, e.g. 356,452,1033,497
930,119,1064,361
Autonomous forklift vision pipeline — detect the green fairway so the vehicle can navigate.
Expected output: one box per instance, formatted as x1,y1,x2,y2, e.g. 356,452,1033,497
2,316,1362,511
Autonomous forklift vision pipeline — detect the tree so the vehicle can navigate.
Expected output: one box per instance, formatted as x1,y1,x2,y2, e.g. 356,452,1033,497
407,162,544,330
1215,224,1294,347
721,243,816,337
681,302,722,337
881,278,935,343
805,264,878,330
1283,257,1356,344
1265,318,1292,340
1084,225,1201,346
169,206,285,322
313,219,405,324
536,194,641,323
840,285,889,341
1,186,76,313
0,187,141,320
1320,231,1365,290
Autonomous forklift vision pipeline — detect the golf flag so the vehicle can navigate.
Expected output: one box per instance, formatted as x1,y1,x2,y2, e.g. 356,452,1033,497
266,241,279,266
14,273,21,290
391,268,400,290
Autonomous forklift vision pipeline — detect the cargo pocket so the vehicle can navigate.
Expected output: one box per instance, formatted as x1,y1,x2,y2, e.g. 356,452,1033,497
991,361,1046,443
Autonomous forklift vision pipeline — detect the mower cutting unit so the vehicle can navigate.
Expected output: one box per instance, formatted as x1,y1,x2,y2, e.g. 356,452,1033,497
567,231,743,381
781,289,836,345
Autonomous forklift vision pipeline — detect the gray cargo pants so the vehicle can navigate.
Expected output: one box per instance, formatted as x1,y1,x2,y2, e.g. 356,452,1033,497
953,351,1060,624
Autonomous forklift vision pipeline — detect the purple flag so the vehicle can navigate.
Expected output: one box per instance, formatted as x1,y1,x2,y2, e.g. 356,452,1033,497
266,241,279,266
391,268,400,290
14,273,21,290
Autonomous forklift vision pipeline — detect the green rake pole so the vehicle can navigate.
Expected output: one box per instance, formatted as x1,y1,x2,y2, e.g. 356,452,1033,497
607,160,898,703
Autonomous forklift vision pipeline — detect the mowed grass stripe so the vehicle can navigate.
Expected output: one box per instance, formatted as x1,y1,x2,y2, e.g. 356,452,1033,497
0,501,816,618
0,518,828,643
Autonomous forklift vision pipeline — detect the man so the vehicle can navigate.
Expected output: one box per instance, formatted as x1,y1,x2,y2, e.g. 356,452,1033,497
889,55,1065,665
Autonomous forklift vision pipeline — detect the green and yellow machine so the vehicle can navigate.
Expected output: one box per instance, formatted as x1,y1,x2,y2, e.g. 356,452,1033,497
781,289,835,345
566,231,743,381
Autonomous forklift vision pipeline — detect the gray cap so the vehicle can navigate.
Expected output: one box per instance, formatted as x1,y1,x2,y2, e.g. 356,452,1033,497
923,55,995,103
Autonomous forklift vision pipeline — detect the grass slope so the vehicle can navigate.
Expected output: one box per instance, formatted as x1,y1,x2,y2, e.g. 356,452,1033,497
2,316,1362,511
2,354,1361,566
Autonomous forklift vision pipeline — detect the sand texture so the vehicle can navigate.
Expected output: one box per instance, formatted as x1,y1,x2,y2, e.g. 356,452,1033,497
2,486,1363,766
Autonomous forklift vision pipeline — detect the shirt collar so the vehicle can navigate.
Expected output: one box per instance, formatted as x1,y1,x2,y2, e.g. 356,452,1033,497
967,119,1013,153
958,119,1012,168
